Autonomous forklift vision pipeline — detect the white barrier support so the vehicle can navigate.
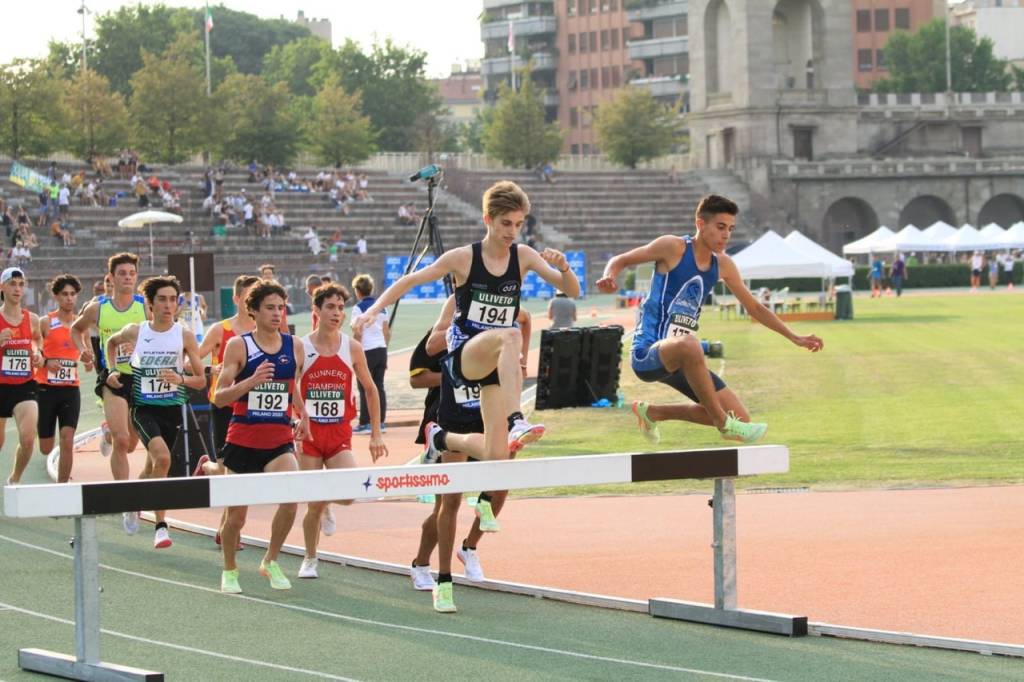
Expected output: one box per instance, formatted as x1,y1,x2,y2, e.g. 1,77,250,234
3,445,799,680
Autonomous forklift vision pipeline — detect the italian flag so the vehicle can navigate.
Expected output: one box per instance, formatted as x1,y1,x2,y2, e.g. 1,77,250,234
205,8,213,33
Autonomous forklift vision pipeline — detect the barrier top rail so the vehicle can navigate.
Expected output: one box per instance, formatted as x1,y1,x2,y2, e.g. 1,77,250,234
4,445,789,519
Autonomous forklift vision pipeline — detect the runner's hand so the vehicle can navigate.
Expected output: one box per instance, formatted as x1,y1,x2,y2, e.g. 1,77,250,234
794,334,824,353
0,329,12,344
248,360,275,387
369,433,388,462
595,276,618,294
45,358,62,371
84,360,95,373
540,248,568,272
292,414,310,442
159,369,181,385
352,313,375,336
80,349,95,366
106,371,123,389
32,351,43,369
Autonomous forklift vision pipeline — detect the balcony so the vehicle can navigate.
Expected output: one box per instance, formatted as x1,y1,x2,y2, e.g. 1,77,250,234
626,0,688,22
627,35,688,60
630,75,686,99
481,51,558,76
543,89,559,107
481,15,557,41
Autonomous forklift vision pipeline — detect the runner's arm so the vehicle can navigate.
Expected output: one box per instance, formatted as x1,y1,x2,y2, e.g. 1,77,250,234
596,235,679,293
291,336,309,442
197,321,223,360
521,245,580,297
351,338,388,461
173,330,207,391
354,248,469,332
213,336,271,407
29,312,43,367
517,309,532,375
70,300,99,363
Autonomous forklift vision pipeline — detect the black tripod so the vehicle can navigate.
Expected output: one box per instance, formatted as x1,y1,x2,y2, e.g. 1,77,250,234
389,170,453,326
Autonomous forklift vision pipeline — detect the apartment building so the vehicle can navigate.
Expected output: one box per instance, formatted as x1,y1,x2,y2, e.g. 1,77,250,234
852,0,944,89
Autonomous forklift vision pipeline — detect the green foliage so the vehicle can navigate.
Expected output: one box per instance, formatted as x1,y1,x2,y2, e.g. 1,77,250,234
482,69,563,168
305,79,377,167
262,36,333,97
63,69,130,159
0,59,65,158
83,4,186,97
191,5,312,76
1012,65,1024,92
213,74,301,166
462,106,493,153
874,19,1011,93
594,87,680,168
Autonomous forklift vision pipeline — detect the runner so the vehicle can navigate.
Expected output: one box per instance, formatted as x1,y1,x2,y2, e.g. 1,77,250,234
355,180,580,612
596,194,824,444
258,263,290,333
37,274,87,483
296,283,388,579
304,274,322,330
2,267,43,485
105,276,206,549
213,279,309,593
409,296,532,592
72,253,148,534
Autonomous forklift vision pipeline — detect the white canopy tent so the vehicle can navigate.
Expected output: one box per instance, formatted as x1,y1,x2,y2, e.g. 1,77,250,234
943,223,990,252
732,230,831,279
872,224,951,253
998,222,1024,249
842,226,895,255
978,223,1008,248
921,220,957,242
784,230,855,278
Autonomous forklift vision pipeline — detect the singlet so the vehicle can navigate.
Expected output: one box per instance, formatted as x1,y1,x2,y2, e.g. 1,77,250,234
98,294,147,374
226,332,296,449
633,235,719,355
0,309,34,385
300,333,356,430
37,311,80,387
447,241,521,353
130,322,186,407
207,319,236,402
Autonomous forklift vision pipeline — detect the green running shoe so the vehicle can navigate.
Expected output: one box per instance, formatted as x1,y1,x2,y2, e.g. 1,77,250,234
432,581,457,613
632,401,661,444
720,412,767,444
221,569,242,594
475,499,500,532
259,560,292,590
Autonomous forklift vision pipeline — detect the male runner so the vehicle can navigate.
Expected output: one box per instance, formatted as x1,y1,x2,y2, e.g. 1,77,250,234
72,252,148,533
297,283,388,579
213,279,309,593
304,274,322,330
2,267,43,485
37,274,88,483
596,195,823,444
355,180,579,612
258,263,290,333
106,276,206,549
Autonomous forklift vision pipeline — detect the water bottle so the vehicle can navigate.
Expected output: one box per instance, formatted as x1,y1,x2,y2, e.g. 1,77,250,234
616,391,625,409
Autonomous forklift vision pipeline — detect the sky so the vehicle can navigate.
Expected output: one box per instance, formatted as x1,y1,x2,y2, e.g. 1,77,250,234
0,0,485,78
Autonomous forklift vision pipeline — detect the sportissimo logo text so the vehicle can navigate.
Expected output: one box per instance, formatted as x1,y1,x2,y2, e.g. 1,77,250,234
376,473,450,492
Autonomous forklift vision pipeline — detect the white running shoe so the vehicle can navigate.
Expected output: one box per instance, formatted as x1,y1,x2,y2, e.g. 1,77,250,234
411,564,436,591
422,422,443,465
99,422,112,458
153,526,172,549
123,511,139,535
508,418,545,453
457,547,485,582
298,557,319,579
321,505,336,536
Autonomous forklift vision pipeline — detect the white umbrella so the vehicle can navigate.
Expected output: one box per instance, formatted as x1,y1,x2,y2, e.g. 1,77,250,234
117,210,184,268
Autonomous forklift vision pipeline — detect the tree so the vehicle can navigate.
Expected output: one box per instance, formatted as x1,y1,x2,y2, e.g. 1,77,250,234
463,107,493,153
875,19,1011,93
63,69,130,159
263,36,333,97
0,59,64,158
128,41,209,164
188,5,312,76
594,87,680,169
482,70,563,169
214,74,301,166
305,79,376,167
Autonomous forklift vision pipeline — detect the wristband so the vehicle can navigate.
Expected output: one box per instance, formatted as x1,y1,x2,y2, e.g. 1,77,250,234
558,265,570,273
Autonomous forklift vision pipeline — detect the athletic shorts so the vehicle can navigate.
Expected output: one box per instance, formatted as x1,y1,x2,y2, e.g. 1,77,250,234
96,372,133,403
210,404,232,458
131,404,182,448
0,380,37,418
221,441,294,475
631,344,726,404
443,342,499,389
37,385,81,438
302,422,353,459
971,269,983,277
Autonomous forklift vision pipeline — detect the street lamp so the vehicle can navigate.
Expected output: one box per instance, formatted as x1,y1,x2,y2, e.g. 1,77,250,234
77,1,90,72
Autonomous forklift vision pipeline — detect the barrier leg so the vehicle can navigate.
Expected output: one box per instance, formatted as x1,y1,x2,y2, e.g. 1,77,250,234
649,478,808,636
19,517,164,681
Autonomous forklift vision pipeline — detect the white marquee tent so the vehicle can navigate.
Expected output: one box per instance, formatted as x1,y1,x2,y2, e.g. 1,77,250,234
784,230,855,278
732,230,831,279
943,223,990,252
873,224,951,253
842,226,895,255
921,220,957,242
998,222,1024,249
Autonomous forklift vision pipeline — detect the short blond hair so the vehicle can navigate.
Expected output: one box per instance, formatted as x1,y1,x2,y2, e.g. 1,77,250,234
482,181,530,220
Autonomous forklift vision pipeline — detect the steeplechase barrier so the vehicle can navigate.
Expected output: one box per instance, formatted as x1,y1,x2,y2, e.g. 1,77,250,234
4,444,801,681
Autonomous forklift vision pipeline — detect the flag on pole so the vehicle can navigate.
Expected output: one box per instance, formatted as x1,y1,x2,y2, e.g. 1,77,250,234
507,20,514,53
205,8,214,33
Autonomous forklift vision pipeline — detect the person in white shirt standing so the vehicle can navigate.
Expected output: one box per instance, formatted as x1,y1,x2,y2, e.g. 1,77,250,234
350,274,389,434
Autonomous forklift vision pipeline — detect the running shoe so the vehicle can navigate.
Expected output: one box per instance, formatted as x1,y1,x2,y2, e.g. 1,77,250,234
632,400,661,444
321,505,336,536
422,422,443,465
411,564,436,591
475,499,500,533
4,476,13,486
720,412,768,444
220,569,242,594
215,532,244,551
122,511,139,535
508,418,545,453
191,454,210,477
457,547,485,582
259,559,291,590
99,422,112,458
352,424,372,435
298,557,319,579
153,526,172,549
432,581,456,613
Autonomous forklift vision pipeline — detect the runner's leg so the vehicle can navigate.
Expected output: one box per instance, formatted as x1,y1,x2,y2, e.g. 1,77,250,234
103,389,133,480
8,400,39,483
263,451,299,563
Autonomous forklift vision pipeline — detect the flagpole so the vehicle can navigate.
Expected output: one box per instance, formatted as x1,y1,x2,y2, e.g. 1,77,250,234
204,1,212,96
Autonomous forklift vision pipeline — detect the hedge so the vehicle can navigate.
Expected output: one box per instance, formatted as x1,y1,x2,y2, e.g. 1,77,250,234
715,263,1023,293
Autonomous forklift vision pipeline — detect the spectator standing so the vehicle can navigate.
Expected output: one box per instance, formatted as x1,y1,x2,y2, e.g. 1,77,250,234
869,255,884,298
890,253,907,298
547,292,577,329
988,253,1000,290
970,251,984,292
58,184,71,217
350,274,389,434
1002,252,1016,290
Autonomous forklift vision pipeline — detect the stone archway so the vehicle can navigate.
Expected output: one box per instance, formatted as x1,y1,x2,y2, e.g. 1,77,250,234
705,0,733,95
771,0,824,89
898,195,956,229
822,197,879,254
977,193,1024,228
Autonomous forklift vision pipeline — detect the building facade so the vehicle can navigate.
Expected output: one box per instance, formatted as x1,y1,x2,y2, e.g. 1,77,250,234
431,66,485,126
951,0,1024,65
294,10,332,43
852,0,944,89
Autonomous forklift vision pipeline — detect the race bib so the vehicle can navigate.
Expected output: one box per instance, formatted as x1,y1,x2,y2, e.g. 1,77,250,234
452,383,480,406
307,388,344,424
663,275,704,341
115,343,133,366
47,359,78,384
467,291,515,327
247,381,288,419
1,349,31,378
138,369,177,401
666,312,698,337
